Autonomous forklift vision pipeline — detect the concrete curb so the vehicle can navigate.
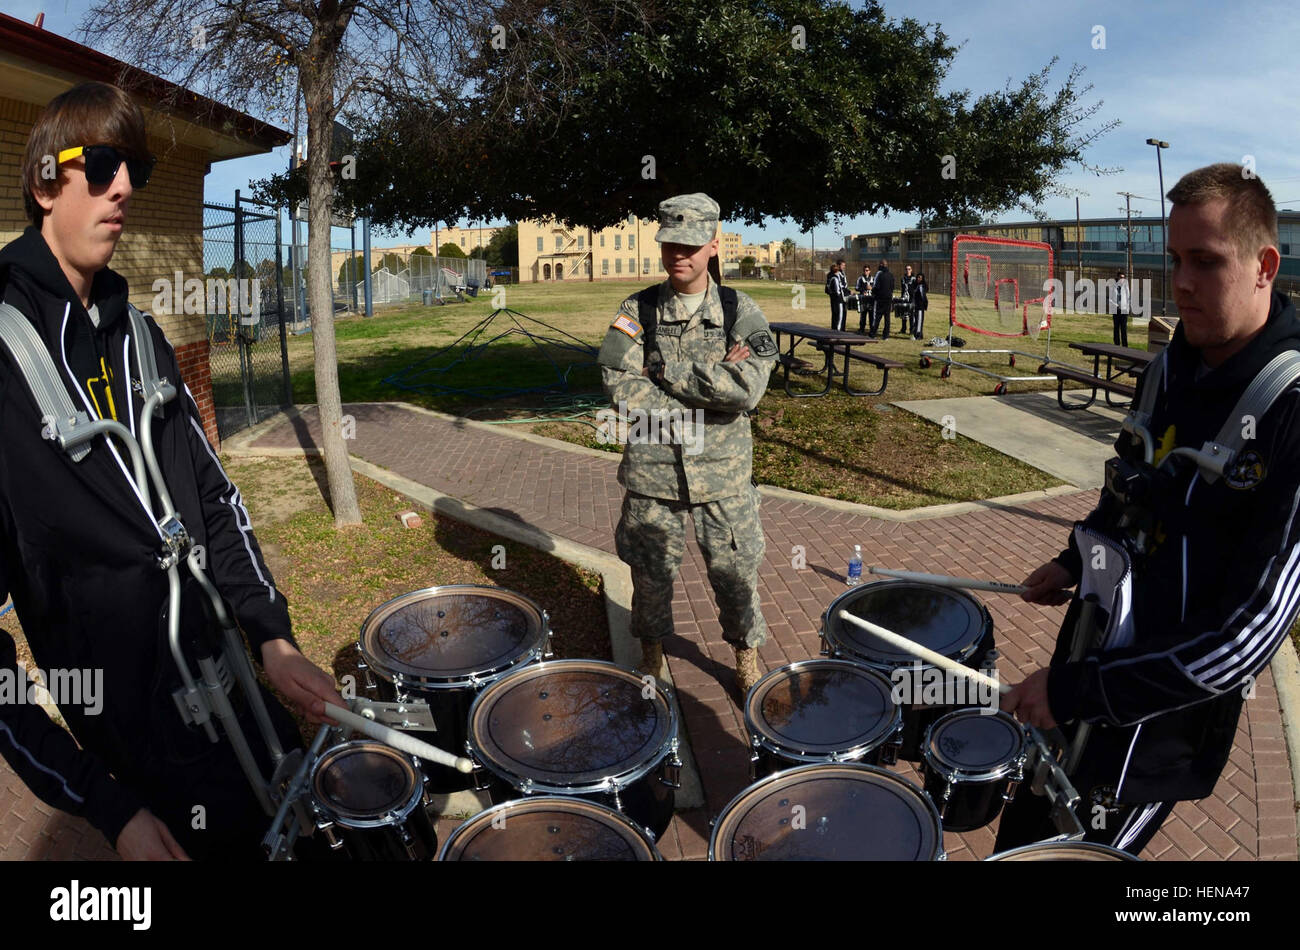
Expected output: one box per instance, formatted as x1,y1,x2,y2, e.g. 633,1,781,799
223,439,706,812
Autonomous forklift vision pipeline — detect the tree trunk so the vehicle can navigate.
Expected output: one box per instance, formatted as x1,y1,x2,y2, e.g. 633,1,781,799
303,60,362,527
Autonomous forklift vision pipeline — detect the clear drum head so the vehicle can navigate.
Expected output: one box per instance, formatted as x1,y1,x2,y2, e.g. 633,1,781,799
468,660,675,791
924,708,1026,780
986,841,1140,861
358,585,547,687
439,798,662,861
746,660,899,759
823,580,989,670
311,741,421,824
709,764,943,861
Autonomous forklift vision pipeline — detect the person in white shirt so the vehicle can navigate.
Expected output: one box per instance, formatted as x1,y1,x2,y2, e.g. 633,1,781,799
1108,270,1131,347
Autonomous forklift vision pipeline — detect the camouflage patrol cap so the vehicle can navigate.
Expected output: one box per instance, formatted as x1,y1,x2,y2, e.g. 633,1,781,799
654,193,720,245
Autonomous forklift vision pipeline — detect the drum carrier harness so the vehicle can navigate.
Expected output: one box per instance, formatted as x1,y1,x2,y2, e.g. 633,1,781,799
0,301,445,859
1028,346,1300,837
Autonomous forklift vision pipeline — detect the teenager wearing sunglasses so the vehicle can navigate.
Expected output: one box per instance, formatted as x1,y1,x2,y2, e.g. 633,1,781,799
0,81,342,860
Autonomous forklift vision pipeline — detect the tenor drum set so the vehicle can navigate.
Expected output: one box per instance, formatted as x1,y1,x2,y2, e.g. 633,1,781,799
263,575,1126,862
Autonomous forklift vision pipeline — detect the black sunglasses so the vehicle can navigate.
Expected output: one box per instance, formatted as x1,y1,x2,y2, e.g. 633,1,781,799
57,145,156,189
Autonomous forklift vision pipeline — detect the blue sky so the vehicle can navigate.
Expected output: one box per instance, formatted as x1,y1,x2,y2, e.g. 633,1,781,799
7,0,1300,248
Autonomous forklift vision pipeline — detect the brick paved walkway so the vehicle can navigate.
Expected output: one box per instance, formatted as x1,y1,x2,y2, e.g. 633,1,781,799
2,401,1295,861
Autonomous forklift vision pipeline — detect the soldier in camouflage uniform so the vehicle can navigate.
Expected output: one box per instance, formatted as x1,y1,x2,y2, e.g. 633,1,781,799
597,193,779,695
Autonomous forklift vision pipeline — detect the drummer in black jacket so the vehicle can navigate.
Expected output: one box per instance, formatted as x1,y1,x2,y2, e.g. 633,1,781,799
1000,164,1300,855
855,266,873,335
870,261,894,339
0,82,342,860
909,273,929,340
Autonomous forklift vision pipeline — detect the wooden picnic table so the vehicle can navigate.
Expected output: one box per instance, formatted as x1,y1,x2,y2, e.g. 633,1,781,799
767,322,903,398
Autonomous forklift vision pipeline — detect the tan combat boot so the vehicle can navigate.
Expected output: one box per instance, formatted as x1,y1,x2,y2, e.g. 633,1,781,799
637,638,664,679
734,646,763,695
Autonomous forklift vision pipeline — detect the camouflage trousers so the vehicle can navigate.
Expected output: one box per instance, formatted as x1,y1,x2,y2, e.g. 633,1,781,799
614,487,767,649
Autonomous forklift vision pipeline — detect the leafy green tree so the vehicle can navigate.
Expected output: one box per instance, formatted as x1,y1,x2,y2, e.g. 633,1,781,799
332,0,1114,233
484,224,519,266
780,238,797,265
740,255,757,277
337,254,366,286
439,243,467,259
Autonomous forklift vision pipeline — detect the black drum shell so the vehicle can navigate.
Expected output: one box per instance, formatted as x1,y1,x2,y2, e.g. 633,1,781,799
919,708,1026,832
745,660,903,780
467,660,680,840
921,767,1012,832
309,741,439,861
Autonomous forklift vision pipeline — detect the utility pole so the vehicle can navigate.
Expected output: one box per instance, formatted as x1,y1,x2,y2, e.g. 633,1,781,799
1075,197,1082,273
1146,138,1171,316
1117,192,1136,281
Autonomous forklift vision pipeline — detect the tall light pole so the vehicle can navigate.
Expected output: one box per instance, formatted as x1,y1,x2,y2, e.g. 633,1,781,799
1146,138,1170,316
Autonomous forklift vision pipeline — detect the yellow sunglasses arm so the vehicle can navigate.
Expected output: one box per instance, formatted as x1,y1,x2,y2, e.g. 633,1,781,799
57,146,84,164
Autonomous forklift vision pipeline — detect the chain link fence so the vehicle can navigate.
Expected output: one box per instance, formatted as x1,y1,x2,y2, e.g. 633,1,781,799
202,196,291,440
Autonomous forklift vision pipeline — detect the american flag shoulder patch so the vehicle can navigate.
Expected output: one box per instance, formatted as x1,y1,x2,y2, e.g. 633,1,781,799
612,313,642,338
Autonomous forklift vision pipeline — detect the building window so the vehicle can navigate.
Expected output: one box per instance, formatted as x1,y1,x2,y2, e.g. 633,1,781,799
629,235,635,250
628,258,635,274
578,236,585,249
615,258,622,274
536,237,543,251
585,260,592,275
600,235,606,248
543,263,551,279
644,257,651,274
555,236,563,251
602,259,609,274
658,260,665,273
614,235,622,250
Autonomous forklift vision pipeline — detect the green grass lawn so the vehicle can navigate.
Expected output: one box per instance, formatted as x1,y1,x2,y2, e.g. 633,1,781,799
254,278,1137,508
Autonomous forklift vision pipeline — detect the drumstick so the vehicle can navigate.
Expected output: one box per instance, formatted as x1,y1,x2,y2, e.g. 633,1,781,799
324,702,475,773
835,611,1010,695
868,566,1029,596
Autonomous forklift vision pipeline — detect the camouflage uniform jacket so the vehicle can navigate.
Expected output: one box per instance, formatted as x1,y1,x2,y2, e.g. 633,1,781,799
597,278,776,503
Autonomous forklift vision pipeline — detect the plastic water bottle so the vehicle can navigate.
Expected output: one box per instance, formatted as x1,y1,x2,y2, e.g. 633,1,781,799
846,545,863,586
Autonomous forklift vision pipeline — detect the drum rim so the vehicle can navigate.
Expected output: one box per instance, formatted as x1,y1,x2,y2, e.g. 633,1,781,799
745,659,903,760
707,762,944,861
466,658,679,793
309,739,426,829
358,584,550,688
820,578,990,668
437,796,664,861
920,707,1028,782
984,840,1141,861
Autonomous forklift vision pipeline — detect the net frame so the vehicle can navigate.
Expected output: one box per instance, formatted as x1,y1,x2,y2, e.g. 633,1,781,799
951,235,1054,339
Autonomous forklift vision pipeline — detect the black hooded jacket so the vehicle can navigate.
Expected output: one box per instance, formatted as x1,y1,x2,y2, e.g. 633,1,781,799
0,226,295,847
1048,290,1300,802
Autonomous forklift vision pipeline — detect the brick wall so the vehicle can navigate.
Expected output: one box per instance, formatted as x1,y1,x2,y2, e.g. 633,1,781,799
0,94,219,446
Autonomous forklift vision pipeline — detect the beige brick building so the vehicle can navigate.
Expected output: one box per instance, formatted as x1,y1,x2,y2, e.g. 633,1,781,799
519,216,775,282
432,224,505,256
0,13,290,445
